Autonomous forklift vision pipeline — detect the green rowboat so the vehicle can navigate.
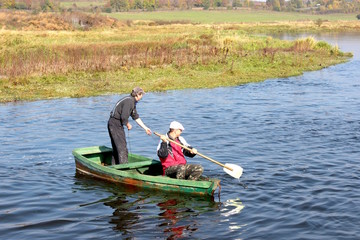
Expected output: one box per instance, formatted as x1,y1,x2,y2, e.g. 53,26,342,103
72,146,221,196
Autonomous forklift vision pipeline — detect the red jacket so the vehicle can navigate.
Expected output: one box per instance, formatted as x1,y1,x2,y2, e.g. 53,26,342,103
157,134,195,175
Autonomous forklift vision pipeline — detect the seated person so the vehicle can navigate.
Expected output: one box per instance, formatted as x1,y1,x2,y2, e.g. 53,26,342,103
157,121,203,181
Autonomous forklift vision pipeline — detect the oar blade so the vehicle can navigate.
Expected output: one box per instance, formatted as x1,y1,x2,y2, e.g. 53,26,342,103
223,163,243,179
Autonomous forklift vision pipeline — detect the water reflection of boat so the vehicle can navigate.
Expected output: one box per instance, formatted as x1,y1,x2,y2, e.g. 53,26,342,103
104,197,140,234
158,199,188,239
74,172,222,237
72,146,221,196
157,197,221,239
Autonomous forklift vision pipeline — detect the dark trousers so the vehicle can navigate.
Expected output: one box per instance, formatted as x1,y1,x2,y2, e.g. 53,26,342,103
165,164,203,181
108,118,128,164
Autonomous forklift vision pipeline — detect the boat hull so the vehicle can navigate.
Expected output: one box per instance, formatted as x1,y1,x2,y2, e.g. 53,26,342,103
73,146,220,196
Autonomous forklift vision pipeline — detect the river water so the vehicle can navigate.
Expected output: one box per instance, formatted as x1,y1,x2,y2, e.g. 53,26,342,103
1,33,359,239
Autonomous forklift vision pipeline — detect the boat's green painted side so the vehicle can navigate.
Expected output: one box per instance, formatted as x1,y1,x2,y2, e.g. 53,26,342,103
72,146,220,196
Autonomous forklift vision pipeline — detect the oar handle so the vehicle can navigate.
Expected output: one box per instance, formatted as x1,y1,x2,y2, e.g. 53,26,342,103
154,132,233,171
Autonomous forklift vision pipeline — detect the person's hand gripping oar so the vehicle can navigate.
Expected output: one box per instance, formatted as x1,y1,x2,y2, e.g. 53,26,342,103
154,132,243,179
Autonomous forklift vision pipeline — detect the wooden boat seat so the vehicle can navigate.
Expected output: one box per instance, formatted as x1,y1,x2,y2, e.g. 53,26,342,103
108,160,162,170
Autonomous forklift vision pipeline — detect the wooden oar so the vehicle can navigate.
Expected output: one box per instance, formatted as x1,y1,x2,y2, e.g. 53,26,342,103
154,132,243,179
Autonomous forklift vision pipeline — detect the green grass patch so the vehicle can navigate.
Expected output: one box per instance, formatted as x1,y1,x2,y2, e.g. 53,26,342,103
107,10,359,24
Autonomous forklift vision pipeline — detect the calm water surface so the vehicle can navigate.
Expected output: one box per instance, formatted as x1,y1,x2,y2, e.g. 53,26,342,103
1,33,359,239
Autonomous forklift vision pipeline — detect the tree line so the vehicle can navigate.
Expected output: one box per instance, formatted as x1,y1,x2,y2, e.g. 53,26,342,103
1,0,360,13
0,0,58,11
266,0,360,13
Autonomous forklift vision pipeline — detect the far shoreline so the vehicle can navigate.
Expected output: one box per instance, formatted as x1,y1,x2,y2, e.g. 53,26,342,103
0,11,357,103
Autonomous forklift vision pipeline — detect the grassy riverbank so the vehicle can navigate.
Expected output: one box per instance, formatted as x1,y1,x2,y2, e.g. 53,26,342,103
0,11,356,102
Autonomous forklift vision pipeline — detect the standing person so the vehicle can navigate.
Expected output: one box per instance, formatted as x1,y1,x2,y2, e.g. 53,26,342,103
157,121,203,181
108,87,152,165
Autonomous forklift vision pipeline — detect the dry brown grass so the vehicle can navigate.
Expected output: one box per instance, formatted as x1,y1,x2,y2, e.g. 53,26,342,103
292,37,317,52
218,20,360,33
0,11,124,31
0,36,236,79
